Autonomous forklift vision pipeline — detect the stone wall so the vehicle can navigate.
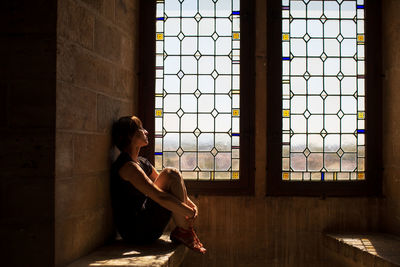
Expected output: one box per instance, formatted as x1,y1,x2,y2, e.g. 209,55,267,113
382,0,400,236
55,0,139,265
0,1,57,266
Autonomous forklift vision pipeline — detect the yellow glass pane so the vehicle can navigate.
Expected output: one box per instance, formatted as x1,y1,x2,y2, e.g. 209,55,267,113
282,34,289,40
156,33,163,40
232,172,239,179
282,109,290,117
155,109,163,117
282,172,289,180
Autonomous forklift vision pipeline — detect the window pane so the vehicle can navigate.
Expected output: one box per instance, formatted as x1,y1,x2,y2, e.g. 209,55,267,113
155,0,241,181
281,0,365,181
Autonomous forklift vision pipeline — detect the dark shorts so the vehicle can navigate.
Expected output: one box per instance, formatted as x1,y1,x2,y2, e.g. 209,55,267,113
118,198,172,244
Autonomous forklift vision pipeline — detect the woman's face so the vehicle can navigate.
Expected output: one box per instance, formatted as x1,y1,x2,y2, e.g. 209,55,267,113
132,126,149,147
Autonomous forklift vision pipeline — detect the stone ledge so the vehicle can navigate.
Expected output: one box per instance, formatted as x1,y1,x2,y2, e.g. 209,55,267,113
67,234,187,267
324,233,400,267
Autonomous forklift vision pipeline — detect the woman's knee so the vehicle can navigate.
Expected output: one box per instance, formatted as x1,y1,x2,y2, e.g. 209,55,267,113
157,167,183,188
160,167,182,181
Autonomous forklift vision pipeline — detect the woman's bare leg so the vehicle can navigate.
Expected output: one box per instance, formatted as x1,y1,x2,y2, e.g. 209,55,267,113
154,167,190,229
155,168,206,254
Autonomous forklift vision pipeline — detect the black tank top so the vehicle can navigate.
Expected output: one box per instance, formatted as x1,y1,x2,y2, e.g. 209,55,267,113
110,152,153,231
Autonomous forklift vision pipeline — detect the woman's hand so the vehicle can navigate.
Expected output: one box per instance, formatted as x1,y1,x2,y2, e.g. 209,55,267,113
186,198,198,223
184,207,196,220
189,203,198,219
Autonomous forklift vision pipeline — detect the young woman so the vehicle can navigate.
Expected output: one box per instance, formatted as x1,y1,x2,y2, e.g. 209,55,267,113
110,116,206,254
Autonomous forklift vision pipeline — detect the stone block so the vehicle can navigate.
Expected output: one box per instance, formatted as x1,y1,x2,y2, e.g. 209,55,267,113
97,172,113,209
55,208,114,266
103,0,116,21
94,18,121,62
74,52,114,93
81,0,115,21
132,77,139,115
56,131,74,178
55,217,77,266
55,172,110,219
57,39,75,83
56,81,97,131
115,0,138,35
113,67,134,99
121,34,135,71
58,0,94,50
97,94,132,133
73,133,111,175
57,40,114,93
383,202,400,236
382,1,400,71
383,168,400,200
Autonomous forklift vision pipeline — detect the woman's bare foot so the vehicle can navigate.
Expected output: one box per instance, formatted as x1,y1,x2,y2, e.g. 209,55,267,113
170,226,206,254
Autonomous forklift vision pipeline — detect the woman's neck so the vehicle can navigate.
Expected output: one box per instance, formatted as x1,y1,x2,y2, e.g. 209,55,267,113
125,145,141,163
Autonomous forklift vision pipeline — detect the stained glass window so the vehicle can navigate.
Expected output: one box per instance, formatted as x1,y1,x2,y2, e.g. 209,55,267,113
281,0,365,181
154,0,240,181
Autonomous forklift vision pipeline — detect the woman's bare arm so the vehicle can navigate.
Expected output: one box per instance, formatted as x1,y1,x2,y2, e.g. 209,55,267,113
186,197,198,219
148,166,159,182
149,165,197,216
119,161,194,218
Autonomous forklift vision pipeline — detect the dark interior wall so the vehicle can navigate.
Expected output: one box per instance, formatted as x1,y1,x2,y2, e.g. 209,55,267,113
0,1,57,266
55,0,139,265
382,0,400,236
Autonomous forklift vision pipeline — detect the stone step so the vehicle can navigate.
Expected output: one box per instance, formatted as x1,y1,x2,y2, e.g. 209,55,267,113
324,233,400,267
67,234,187,267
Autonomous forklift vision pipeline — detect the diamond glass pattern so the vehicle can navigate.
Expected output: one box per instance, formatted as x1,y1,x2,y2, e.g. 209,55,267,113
282,0,365,181
155,0,240,181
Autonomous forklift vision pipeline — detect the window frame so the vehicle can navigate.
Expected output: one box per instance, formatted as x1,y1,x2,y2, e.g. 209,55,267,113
266,0,382,197
138,0,255,195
